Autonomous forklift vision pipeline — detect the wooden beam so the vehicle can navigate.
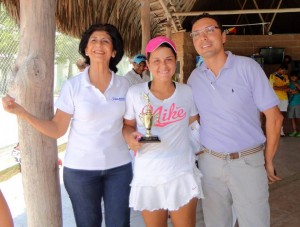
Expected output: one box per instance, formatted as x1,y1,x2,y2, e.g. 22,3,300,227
267,0,283,33
150,1,160,6
157,0,178,32
140,0,150,54
223,22,269,27
236,0,255,34
15,0,62,226
235,0,248,24
165,20,172,38
252,0,267,34
151,9,164,14
172,8,300,16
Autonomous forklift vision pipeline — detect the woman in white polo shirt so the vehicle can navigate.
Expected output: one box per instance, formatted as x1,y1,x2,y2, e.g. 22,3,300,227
2,24,132,227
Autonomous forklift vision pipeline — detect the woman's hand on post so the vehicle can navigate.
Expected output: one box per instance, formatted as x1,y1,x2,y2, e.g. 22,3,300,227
2,94,26,118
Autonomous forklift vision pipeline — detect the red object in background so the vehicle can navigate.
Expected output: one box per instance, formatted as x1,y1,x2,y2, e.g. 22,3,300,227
226,27,237,35
58,158,62,168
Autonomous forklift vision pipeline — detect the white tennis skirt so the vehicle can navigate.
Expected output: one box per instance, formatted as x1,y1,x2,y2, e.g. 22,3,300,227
129,167,204,211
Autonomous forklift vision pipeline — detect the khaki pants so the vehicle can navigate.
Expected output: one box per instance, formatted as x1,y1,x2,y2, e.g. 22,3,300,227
198,149,270,227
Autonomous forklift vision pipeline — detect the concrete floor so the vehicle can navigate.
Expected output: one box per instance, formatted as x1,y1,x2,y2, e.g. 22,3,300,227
269,137,300,227
1,136,299,226
130,136,300,227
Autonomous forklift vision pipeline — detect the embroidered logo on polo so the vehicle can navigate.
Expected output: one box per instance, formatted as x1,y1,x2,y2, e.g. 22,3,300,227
112,97,125,101
141,103,186,127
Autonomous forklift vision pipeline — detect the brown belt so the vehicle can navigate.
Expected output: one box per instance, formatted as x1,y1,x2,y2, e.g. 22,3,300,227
197,144,264,160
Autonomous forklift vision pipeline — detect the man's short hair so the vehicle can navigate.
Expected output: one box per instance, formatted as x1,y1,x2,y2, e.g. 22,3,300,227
76,58,87,71
191,13,224,32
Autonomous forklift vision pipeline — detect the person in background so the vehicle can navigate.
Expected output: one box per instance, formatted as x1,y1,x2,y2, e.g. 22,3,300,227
287,70,300,137
123,36,204,227
269,63,290,136
124,54,150,86
0,190,14,227
2,23,132,227
124,54,150,165
283,55,292,73
75,58,87,72
188,13,282,227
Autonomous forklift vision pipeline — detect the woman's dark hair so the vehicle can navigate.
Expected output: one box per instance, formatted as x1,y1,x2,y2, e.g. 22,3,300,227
79,23,124,73
147,43,177,60
191,13,224,32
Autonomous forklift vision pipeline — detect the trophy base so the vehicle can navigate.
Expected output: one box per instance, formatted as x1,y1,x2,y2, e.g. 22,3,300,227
139,136,161,143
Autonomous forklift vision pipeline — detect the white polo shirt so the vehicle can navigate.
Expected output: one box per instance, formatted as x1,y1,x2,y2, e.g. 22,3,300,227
55,67,131,170
124,69,150,86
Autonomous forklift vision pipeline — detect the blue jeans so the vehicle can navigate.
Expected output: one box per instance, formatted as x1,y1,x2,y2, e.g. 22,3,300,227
63,162,133,227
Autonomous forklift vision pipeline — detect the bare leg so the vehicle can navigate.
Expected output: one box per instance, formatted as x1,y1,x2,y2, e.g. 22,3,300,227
281,111,287,136
292,118,297,132
0,191,13,227
169,198,198,227
295,118,300,136
142,209,168,227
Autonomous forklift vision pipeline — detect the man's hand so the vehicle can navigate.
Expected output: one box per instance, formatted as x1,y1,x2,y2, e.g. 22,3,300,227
265,161,282,184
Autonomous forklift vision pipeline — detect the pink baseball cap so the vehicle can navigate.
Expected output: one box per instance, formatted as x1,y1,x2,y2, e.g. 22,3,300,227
145,36,177,56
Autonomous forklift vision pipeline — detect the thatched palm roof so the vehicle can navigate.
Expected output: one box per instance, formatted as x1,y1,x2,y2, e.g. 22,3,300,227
1,0,300,56
0,0,195,57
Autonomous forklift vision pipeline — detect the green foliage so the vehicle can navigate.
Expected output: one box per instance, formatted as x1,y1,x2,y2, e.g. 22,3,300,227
55,32,80,64
0,6,18,54
0,6,81,95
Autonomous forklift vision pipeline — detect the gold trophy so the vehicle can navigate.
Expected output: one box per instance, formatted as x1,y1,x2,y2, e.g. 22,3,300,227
139,93,161,143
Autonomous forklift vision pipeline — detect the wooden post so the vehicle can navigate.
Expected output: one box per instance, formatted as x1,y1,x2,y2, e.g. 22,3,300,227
140,0,151,54
166,20,172,38
8,0,62,226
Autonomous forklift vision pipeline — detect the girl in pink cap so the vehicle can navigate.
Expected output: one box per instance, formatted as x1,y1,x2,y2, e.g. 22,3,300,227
123,36,203,227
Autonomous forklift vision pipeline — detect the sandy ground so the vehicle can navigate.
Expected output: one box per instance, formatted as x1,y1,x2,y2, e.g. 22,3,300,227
0,152,77,227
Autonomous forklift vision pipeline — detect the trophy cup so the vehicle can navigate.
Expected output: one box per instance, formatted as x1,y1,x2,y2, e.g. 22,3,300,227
139,93,161,143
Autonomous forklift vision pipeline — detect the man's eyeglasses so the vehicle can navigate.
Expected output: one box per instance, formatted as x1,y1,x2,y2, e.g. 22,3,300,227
190,26,220,40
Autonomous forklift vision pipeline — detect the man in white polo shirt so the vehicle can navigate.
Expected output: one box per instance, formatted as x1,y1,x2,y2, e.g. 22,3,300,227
124,54,150,86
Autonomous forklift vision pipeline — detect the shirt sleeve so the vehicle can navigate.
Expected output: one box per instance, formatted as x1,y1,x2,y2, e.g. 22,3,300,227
185,84,198,116
247,60,279,112
55,80,75,115
124,87,136,120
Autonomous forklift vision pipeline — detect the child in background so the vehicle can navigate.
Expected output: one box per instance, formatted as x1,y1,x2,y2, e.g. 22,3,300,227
287,71,300,137
269,64,290,136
